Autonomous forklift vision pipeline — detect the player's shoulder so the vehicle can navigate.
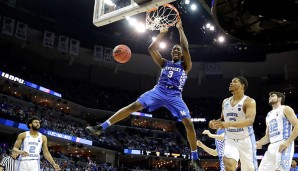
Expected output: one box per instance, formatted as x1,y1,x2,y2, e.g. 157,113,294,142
244,96,256,104
41,134,47,140
18,132,27,139
283,105,294,112
223,98,230,103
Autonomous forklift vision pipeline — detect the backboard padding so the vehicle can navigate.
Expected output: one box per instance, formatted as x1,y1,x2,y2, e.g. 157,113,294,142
93,0,176,27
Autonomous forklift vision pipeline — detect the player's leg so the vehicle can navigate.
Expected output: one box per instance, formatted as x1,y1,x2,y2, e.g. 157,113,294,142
223,157,238,171
86,101,143,135
223,138,240,171
109,101,144,125
17,161,27,171
166,97,196,154
28,160,40,171
166,97,203,170
18,161,34,171
86,88,163,135
258,142,278,171
238,135,258,171
276,141,294,171
181,118,197,157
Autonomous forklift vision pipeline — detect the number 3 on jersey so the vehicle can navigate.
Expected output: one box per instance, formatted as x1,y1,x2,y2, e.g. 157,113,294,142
168,71,173,78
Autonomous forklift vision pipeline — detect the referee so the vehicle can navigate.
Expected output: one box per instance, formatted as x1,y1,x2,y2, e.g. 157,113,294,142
0,151,18,171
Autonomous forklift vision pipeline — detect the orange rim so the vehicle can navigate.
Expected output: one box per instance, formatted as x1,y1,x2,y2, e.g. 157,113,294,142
163,4,180,27
147,4,180,27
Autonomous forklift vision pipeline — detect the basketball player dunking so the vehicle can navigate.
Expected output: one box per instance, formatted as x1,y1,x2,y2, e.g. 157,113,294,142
211,76,258,171
13,117,60,171
87,19,204,171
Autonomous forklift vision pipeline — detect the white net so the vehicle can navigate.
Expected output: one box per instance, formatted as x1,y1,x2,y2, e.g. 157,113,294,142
145,4,179,30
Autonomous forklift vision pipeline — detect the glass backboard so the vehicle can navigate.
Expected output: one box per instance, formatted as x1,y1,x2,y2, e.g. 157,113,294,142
93,0,176,27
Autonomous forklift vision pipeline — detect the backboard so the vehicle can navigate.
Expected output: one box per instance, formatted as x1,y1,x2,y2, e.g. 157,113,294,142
93,0,176,27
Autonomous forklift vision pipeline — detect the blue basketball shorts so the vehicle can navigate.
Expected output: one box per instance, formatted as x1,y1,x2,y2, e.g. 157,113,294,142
136,85,191,121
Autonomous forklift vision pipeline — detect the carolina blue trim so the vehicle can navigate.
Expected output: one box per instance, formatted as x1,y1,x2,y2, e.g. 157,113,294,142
281,142,293,170
38,157,40,171
248,125,253,135
249,133,258,171
283,117,291,139
17,160,21,171
19,141,24,161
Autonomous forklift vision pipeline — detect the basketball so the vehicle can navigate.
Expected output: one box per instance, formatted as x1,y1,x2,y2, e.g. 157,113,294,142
113,45,131,64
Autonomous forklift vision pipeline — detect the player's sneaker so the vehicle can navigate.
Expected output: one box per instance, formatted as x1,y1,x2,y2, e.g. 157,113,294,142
191,159,205,171
86,125,103,136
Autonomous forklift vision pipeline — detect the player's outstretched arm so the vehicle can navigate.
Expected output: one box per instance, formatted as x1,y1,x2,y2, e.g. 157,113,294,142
148,28,167,68
197,140,218,156
176,19,192,74
203,130,225,140
42,135,60,170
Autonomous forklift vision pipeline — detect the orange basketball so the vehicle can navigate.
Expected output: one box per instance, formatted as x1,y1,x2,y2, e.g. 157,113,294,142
113,45,131,64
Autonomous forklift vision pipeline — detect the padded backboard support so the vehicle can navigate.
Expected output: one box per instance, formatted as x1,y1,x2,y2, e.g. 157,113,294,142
93,0,176,27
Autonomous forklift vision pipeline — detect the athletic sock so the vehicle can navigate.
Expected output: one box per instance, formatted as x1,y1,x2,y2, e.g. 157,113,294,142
100,120,111,130
191,150,199,160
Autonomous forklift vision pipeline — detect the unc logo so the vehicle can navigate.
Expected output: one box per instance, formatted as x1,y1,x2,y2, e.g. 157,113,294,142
225,103,229,108
180,111,186,116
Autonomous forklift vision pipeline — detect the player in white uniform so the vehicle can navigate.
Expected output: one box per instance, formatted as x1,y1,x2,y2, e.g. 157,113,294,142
257,91,298,171
13,117,60,171
210,76,258,171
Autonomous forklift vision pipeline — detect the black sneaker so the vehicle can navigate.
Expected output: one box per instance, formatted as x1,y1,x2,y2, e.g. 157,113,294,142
191,159,205,171
86,125,103,136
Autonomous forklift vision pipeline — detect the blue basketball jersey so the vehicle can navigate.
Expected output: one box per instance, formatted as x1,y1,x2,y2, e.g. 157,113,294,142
137,60,191,121
157,60,187,93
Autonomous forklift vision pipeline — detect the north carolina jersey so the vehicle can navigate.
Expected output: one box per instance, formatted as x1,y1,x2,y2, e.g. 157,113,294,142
157,60,187,93
266,105,292,144
20,131,43,161
223,95,254,139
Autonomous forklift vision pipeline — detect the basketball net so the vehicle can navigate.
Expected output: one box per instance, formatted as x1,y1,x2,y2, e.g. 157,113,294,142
145,4,179,30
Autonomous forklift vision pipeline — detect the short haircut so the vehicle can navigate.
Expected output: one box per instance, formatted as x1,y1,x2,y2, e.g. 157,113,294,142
235,76,248,91
172,44,184,61
27,116,41,129
269,91,285,105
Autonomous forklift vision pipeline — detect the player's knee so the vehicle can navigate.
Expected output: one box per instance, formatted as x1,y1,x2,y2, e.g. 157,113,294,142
182,118,194,130
223,158,236,171
224,164,235,171
127,102,143,111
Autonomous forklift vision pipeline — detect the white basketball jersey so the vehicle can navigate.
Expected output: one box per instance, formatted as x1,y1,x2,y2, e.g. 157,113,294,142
223,95,254,139
266,105,292,143
20,131,43,160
